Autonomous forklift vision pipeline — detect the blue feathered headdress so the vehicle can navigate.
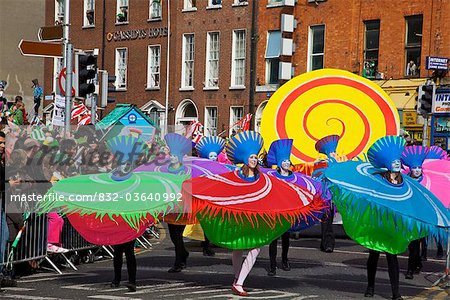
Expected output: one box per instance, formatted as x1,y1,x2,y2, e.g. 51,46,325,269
164,133,191,162
367,136,405,171
195,136,225,159
401,146,429,168
266,139,293,167
226,131,263,164
315,135,340,157
427,146,447,160
107,135,148,163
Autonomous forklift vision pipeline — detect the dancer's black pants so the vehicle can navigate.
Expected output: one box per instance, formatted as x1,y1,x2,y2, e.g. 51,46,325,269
168,224,188,267
367,250,400,298
269,231,290,269
113,240,136,285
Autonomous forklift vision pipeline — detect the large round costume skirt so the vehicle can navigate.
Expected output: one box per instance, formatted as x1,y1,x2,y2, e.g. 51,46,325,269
38,172,188,245
322,161,450,254
182,170,326,249
135,156,235,226
261,168,330,230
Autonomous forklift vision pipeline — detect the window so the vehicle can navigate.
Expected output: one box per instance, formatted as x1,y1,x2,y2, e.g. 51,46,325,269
205,32,220,88
265,31,281,84
147,45,160,88
405,15,423,77
181,34,195,88
209,0,222,6
149,0,162,20
204,107,218,136
231,30,246,87
234,0,248,4
230,107,244,135
115,48,128,89
55,0,65,24
83,0,95,27
307,25,325,71
268,0,283,4
116,0,128,23
363,20,380,79
183,0,196,10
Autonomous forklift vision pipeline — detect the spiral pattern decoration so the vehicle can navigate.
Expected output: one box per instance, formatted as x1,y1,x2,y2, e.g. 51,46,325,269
260,69,400,163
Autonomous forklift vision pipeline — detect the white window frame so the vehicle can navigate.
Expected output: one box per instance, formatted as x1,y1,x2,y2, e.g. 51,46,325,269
204,107,218,136
183,0,197,11
83,0,95,27
149,0,162,21
307,24,325,72
231,29,246,88
147,45,161,89
233,0,248,6
208,0,222,8
115,48,128,90
229,106,244,136
181,33,195,89
205,32,220,89
116,0,129,24
55,0,65,24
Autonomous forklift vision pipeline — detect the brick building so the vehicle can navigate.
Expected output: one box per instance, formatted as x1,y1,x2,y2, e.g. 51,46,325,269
253,0,450,135
43,0,254,136
43,0,449,140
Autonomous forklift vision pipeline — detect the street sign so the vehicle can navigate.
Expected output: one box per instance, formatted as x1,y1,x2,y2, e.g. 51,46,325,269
18,39,63,58
58,68,76,97
38,25,63,41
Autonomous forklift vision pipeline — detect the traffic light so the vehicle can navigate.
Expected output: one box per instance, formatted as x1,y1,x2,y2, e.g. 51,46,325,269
100,70,116,107
77,53,97,98
416,83,435,116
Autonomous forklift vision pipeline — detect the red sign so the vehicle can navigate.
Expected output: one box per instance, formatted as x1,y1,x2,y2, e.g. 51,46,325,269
18,39,63,58
59,68,75,97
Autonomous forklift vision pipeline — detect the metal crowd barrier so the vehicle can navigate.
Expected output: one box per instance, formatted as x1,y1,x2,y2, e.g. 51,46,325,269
1,213,48,268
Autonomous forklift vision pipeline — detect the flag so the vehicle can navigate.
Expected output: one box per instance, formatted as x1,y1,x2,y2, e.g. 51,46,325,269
184,120,201,138
30,127,45,141
240,113,252,131
71,103,87,120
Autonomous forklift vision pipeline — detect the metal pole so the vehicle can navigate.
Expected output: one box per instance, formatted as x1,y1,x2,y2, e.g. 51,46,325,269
91,94,97,125
422,115,428,146
164,0,171,135
65,43,73,133
63,0,72,134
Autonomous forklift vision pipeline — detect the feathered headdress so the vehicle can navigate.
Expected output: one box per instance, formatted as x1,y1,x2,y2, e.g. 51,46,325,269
164,133,191,162
401,146,429,168
426,146,447,160
315,135,340,157
367,136,405,171
226,131,263,164
195,136,226,159
107,135,148,163
266,139,293,167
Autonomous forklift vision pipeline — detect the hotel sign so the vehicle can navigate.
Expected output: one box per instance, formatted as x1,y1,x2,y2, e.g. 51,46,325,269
106,27,168,42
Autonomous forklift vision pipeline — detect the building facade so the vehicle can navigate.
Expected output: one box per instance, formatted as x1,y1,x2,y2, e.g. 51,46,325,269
42,0,449,145
254,0,449,145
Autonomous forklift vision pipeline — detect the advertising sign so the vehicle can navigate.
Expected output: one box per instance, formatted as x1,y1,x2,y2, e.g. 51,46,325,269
433,88,450,114
426,56,449,70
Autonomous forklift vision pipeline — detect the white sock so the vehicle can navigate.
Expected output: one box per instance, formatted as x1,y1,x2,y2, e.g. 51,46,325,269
236,248,260,286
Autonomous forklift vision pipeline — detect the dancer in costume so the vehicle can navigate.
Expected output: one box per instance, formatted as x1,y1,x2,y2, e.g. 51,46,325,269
315,135,341,253
401,145,429,279
266,139,294,276
191,136,228,256
320,135,450,299
164,133,192,273
182,131,324,296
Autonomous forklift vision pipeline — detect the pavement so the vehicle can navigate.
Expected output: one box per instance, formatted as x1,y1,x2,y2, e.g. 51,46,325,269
1,225,449,300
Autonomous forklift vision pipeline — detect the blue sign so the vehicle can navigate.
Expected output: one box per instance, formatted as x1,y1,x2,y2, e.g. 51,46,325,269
426,56,449,70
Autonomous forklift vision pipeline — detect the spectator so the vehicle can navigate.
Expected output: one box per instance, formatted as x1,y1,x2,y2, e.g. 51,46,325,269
14,96,27,125
406,60,417,77
31,79,43,116
7,104,24,126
